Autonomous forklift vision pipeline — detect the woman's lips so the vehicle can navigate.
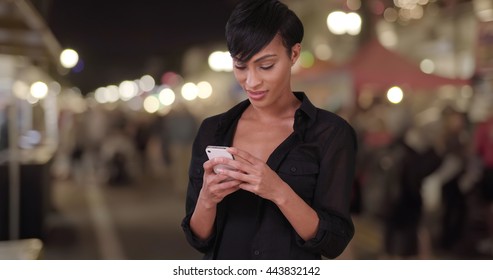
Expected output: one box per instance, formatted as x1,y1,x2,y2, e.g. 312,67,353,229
247,90,266,101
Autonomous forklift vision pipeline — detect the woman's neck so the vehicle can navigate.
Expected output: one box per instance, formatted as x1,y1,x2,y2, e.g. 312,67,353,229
246,92,300,123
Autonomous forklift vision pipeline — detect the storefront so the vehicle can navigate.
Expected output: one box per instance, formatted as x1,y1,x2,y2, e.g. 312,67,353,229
0,0,71,247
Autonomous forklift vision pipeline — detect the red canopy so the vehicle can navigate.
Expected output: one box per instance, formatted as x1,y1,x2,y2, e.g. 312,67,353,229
293,59,337,81
346,39,470,91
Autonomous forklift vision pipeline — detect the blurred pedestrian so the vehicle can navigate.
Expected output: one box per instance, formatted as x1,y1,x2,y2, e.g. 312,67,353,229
0,106,8,152
381,126,441,259
473,106,493,255
133,113,152,173
165,102,199,195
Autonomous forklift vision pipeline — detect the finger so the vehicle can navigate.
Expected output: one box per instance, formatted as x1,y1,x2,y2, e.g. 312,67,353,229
237,182,258,196
207,172,233,185
222,185,240,197
218,180,242,192
212,180,241,198
217,168,258,185
205,157,239,174
203,160,216,174
227,147,259,165
216,178,242,189
215,157,258,176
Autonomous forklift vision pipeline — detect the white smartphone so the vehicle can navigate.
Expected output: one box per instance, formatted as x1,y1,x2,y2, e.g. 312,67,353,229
205,145,235,174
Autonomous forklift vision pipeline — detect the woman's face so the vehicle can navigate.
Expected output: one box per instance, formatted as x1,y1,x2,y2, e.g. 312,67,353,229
232,34,300,108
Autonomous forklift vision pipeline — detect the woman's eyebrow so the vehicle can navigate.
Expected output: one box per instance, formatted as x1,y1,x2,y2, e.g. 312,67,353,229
253,54,277,63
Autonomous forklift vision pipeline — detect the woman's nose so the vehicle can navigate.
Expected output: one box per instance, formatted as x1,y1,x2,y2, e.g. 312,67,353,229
245,69,261,88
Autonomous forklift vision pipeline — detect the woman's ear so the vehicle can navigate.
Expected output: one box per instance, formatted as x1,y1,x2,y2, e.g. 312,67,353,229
291,43,301,65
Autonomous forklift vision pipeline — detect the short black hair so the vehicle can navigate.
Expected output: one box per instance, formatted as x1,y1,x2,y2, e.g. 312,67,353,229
225,0,304,62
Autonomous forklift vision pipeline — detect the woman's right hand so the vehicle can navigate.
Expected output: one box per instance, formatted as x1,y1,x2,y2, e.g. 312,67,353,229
198,158,241,209
190,158,240,240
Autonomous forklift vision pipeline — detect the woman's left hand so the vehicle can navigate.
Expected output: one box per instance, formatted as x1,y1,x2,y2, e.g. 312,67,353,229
214,147,288,204
217,147,320,242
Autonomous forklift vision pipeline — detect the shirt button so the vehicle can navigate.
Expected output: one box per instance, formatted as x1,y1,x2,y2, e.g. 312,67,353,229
290,166,297,173
254,250,260,256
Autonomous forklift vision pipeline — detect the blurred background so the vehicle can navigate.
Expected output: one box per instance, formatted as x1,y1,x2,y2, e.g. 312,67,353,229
1,0,493,260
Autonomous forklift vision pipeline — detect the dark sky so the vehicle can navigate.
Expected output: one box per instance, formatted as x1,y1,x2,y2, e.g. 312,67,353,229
43,0,240,93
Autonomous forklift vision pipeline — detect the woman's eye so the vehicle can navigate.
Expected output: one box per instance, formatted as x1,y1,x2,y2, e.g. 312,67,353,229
260,65,273,70
234,65,246,70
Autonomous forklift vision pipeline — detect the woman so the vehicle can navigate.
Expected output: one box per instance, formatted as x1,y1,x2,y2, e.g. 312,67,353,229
181,0,357,259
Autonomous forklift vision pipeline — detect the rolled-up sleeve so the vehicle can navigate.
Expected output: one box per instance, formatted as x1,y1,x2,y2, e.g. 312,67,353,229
181,214,216,253
296,120,357,258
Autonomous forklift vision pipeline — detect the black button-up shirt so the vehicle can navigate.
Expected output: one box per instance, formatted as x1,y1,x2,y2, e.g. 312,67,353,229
182,92,356,259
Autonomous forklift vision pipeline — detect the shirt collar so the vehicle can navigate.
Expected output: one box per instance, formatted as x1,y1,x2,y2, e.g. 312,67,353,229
293,91,317,126
293,92,317,140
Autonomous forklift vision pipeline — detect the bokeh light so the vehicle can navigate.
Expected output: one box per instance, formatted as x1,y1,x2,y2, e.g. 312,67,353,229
327,11,362,35
139,74,155,92
159,88,176,106
143,95,160,113
181,82,198,101
299,51,315,68
30,81,48,99
208,51,233,72
119,80,139,101
314,44,332,61
387,86,404,104
60,48,79,69
13,80,29,99
420,59,435,74
197,81,213,99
